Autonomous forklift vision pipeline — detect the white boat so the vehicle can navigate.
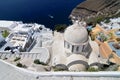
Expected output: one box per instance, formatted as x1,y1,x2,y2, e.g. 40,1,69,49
48,15,54,19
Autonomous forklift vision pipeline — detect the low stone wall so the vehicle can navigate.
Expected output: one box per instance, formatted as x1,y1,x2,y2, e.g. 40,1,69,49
0,48,50,64
0,59,120,77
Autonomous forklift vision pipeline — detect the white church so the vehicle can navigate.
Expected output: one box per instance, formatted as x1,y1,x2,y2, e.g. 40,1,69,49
52,21,105,71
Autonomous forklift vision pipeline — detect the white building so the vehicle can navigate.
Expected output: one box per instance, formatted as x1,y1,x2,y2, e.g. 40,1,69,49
52,22,102,71
101,17,120,30
13,24,35,35
8,32,31,50
0,20,19,31
64,22,92,58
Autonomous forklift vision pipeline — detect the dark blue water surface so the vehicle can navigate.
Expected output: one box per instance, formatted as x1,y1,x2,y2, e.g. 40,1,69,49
0,0,84,29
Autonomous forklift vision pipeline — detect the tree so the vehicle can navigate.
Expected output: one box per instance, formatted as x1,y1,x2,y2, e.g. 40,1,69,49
34,59,46,65
16,63,23,67
2,30,9,38
99,33,108,42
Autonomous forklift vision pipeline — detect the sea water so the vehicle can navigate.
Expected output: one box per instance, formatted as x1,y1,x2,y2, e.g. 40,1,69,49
0,0,84,29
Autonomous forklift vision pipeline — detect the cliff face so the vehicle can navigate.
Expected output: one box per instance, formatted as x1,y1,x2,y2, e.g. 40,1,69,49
70,0,120,22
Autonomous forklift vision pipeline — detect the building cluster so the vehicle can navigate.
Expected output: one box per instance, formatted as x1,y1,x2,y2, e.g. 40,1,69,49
0,17,120,72
91,17,120,65
52,20,111,71
0,20,53,53
0,20,53,67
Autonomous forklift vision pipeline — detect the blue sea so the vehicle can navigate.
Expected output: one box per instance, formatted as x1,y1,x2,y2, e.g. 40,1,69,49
0,0,84,29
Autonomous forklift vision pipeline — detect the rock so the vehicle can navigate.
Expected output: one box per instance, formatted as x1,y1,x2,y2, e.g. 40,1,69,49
70,0,120,22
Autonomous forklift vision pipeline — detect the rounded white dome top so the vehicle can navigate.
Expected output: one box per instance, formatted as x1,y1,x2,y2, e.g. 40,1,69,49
64,22,88,44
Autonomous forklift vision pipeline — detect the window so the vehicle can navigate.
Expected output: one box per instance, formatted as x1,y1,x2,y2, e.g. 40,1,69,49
72,45,74,52
82,45,85,52
98,54,100,57
76,46,79,51
67,44,70,49
64,41,66,47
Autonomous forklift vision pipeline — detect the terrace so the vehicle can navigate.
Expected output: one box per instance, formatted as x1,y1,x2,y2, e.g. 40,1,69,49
9,33,28,48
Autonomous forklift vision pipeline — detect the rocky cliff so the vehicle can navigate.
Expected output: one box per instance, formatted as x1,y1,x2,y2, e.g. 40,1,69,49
70,0,120,23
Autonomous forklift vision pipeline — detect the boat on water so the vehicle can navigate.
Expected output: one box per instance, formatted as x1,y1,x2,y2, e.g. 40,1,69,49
48,15,54,19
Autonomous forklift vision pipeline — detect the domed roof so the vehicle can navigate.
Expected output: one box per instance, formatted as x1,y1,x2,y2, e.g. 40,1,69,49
66,54,88,71
64,22,88,44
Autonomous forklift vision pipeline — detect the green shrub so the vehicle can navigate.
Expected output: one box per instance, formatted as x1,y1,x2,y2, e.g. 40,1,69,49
2,30,9,38
14,57,21,62
34,59,46,65
53,67,65,71
16,62,27,68
104,64,119,71
34,59,41,64
16,63,23,67
40,62,47,65
54,24,67,32
52,66,68,71
87,67,99,72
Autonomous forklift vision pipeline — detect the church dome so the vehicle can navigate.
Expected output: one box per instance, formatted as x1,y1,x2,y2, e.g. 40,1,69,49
64,22,88,44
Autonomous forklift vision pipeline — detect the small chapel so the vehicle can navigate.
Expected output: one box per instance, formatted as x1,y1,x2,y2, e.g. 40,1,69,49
52,21,103,71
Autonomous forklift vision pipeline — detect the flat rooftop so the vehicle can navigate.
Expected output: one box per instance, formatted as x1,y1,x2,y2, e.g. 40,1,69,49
0,20,16,28
9,33,29,48
13,24,34,32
